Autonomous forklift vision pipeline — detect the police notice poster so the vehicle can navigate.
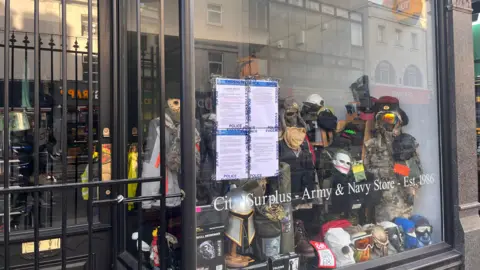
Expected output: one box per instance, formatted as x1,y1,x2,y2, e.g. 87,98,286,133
215,78,279,181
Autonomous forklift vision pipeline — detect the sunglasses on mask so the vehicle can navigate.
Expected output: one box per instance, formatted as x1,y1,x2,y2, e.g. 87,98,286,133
416,225,432,234
351,234,373,251
377,112,400,125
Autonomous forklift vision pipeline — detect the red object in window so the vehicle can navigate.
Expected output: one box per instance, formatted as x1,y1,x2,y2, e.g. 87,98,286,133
394,163,410,176
304,135,316,165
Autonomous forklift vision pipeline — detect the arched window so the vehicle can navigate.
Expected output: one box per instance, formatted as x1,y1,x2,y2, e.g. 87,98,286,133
403,65,423,87
375,61,396,84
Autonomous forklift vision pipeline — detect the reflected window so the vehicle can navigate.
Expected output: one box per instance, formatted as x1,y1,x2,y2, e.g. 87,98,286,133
378,25,385,42
404,65,423,87
208,51,224,75
81,14,98,37
395,29,402,46
375,60,396,84
351,22,363,46
411,32,418,49
207,3,223,26
249,0,268,30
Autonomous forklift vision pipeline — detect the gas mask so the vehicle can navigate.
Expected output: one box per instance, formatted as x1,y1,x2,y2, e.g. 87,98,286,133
198,240,216,260
332,150,352,175
167,98,181,123
350,231,372,262
379,221,405,253
280,98,306,129
324,228,355,267
375,110,402,136
410,215,433,247
369,226,389,257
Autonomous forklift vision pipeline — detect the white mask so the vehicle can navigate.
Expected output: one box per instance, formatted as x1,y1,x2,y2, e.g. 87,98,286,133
333,152,351,175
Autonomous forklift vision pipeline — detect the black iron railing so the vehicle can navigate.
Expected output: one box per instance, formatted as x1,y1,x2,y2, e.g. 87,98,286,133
0,0,196,269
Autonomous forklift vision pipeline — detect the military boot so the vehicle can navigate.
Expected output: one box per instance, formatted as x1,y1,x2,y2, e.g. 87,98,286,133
294,220,315,258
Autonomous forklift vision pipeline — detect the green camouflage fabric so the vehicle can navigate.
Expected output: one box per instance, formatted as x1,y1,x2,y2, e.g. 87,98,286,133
165,113,201,173
364,130,419,222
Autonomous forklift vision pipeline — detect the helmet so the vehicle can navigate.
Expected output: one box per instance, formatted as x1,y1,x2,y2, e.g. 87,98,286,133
226,187,254,216
305,94,325,107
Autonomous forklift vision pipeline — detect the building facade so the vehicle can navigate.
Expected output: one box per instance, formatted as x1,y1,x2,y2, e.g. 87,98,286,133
0,0,477,269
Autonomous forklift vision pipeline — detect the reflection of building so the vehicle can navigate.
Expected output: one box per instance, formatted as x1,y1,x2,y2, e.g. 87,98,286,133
367,0,431,104
0,0,99,82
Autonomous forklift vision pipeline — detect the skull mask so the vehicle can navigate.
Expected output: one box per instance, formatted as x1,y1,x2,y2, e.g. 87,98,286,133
370,226,389,257
332,150,352,175
280,98,306,128
198,240,216,260
380,221,405,253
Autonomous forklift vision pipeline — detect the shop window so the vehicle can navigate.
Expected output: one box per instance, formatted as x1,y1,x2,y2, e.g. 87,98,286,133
403,65,423,87
192,0,441,269
207,3,222,26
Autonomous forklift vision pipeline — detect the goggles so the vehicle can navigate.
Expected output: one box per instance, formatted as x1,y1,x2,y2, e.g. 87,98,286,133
377,112,400,125
416,225,432,234
351,234,373,251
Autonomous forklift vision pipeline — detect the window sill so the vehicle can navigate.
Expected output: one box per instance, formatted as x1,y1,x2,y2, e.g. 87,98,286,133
339,243,460,270
207,22,223,27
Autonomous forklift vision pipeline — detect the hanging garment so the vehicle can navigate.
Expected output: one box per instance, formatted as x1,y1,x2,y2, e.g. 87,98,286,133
141,114,201,209
81,152,99,200
278,138,316,195
128,148,138,210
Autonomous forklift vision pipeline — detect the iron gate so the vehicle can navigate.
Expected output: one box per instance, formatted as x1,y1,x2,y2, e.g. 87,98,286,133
0,0,196,269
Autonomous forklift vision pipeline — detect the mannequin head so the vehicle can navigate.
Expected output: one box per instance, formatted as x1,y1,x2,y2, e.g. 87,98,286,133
280,98,306,129
370,226,389,257
375,110,403,137
380,221,405,253
410,215,433,247
332,150,352,175
167,98,181,123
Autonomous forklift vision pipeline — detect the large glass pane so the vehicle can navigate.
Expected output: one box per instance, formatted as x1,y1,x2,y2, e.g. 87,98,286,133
195,0,441,269
0,0,100,235
122,0,182,268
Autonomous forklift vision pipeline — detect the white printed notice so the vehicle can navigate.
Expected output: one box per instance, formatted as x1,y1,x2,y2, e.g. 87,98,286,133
249,81,278,129
216,130,249,180
215,78,279,180
249,130,278,178
216,79,247,129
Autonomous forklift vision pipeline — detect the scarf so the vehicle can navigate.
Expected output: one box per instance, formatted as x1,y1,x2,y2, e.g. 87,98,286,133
283,127,306,150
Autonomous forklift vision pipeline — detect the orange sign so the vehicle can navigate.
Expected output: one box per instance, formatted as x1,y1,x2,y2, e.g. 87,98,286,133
392,0,424,24
60,89,89,99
